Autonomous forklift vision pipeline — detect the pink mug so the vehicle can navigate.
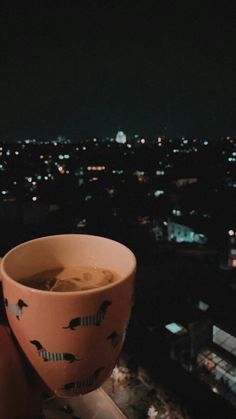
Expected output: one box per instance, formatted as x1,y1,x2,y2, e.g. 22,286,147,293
0,234,136,397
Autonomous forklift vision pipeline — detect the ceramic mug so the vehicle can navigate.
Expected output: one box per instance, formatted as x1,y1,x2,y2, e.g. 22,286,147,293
0,234,136,397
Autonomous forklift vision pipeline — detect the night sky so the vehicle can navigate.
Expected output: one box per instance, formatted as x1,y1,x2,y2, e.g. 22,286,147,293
1,1,236,139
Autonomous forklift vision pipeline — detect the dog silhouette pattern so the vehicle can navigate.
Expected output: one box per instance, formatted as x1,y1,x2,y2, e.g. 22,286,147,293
30,340,81,363
63,300,112,330
4,298,28,319
61,367,104,394
106,328,127,348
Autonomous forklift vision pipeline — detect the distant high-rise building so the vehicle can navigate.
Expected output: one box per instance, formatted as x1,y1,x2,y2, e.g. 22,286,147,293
115,131,126,144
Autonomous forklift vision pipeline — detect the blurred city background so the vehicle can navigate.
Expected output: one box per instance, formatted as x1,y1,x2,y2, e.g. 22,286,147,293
0,133,236,418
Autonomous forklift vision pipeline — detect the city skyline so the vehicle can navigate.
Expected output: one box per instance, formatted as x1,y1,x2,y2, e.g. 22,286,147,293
1,1,236,139
0,132,236,415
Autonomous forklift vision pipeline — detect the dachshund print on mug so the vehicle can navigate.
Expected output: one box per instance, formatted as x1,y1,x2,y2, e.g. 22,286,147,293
4,298,28,319
30,340,82,363
106,328,127,348
61,367,105,395
63,300,112,330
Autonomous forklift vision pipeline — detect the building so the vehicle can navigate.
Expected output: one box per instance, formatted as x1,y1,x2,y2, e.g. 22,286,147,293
167,221,207,244
115,131,127,144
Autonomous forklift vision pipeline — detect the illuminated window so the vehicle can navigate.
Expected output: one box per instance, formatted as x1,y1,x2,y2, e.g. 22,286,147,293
197,349,236,396
213,326,236,355
165,322,186,334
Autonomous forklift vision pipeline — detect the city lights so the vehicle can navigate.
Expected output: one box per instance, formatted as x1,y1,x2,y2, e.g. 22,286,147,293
165,322,186,334
0,135,234,416
2,2,236,415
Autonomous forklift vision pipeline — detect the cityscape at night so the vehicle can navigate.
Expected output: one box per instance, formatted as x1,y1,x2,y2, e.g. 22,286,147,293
0,133,236,417
1,1,236,417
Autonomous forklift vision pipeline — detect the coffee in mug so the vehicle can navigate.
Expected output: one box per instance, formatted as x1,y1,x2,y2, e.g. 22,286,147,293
18,266,120,291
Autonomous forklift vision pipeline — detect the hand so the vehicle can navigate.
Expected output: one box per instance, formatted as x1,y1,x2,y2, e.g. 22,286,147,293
0,283,47,419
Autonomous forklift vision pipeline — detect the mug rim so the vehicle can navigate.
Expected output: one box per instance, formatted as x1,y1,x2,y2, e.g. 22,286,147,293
0,233,137,296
